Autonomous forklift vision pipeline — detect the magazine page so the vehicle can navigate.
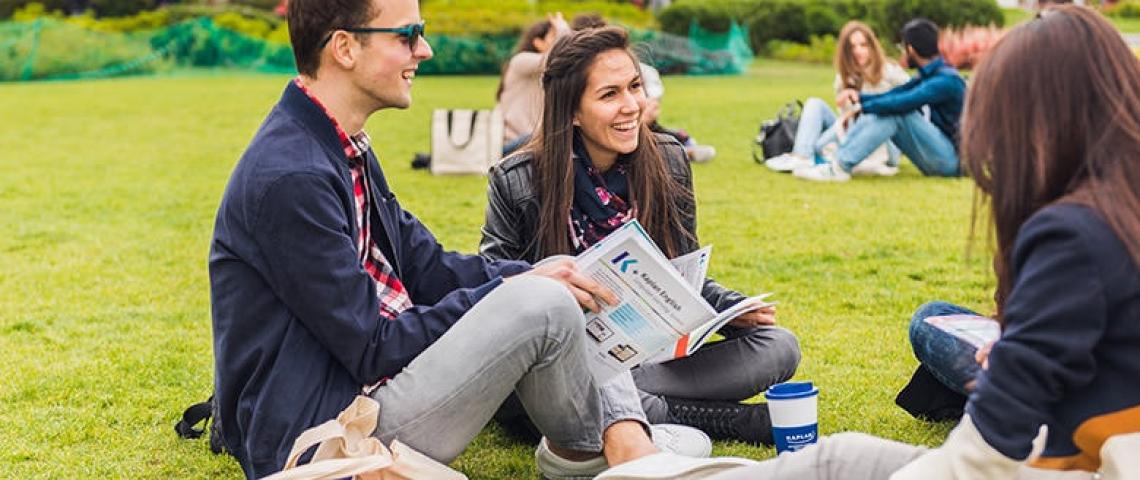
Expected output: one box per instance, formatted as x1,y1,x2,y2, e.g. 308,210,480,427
645,293,775,364
574,221,717,383
669,245,712,293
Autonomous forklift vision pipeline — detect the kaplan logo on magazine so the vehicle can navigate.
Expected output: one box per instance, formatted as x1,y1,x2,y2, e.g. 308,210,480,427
610,252,639,273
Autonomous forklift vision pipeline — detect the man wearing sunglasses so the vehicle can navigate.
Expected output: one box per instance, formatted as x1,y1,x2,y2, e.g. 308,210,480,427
208,0,732,478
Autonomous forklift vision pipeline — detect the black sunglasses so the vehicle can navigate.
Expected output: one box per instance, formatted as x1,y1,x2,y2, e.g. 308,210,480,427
321,21,426,51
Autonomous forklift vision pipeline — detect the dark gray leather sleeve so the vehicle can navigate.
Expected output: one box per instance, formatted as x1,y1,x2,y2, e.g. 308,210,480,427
479,155,541,263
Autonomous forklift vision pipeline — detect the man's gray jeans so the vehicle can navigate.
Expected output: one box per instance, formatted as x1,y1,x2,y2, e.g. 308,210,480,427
368,275,647,462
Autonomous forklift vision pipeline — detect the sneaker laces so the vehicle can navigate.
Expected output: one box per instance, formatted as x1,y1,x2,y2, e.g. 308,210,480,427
668,402,746,440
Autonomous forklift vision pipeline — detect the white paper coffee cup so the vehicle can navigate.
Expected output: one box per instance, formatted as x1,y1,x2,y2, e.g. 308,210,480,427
764,381,819,453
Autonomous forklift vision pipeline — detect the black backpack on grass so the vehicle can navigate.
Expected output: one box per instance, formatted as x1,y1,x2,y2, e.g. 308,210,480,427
752,100,802,163
175,395,228,456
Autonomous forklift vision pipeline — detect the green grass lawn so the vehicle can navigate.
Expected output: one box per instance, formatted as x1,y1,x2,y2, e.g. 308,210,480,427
0,61,990,478
1004,7,1140,32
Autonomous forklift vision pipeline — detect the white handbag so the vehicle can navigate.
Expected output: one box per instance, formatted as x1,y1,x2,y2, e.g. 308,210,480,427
261,396,467,480
430,108,503,175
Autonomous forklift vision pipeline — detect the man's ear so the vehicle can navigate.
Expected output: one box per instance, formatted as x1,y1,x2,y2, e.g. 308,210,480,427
327,31,358,70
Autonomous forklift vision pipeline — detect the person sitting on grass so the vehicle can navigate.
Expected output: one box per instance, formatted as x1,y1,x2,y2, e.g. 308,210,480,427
602,5,1140,479
207,0,743,478
479,26,801,448
795,18,965,182
498,14,571,155
571,13,717,164
765,20,910,176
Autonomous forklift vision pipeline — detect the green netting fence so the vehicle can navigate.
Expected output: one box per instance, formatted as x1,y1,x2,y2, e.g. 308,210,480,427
634,20,753,75
0,16,753,82
0,16,295,81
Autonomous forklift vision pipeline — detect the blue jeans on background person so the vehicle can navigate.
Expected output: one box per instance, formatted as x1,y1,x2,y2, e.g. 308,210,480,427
834,111,959,176
503,132,532,156
795,97,899,167
792,98,838,159
908,301,987,396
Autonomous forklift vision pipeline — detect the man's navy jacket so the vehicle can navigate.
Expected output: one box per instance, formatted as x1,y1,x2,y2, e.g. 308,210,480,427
859,57,966,146
208,81,529,478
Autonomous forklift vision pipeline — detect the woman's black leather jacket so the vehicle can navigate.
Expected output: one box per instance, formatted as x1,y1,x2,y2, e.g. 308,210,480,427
478,133,746,312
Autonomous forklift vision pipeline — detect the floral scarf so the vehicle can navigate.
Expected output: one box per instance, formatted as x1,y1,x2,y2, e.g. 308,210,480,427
569,133,637,252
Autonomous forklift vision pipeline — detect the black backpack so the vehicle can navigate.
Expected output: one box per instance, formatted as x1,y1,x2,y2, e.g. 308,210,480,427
752,101,802,163
175,395,228,456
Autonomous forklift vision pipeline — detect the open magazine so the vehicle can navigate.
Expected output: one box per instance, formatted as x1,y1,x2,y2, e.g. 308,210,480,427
923,314,1000,349
574,220,774,383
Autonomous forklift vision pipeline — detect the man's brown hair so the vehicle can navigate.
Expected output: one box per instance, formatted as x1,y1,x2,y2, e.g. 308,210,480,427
287,0,378,76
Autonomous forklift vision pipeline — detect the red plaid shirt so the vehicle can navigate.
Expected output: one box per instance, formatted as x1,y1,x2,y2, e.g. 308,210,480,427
293,78,413,321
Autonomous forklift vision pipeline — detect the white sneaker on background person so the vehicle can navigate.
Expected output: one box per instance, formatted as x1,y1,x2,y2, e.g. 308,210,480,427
852,160,899,176
535,424,713,479
764,152,814,172
687,145,717,163
793,153,852,182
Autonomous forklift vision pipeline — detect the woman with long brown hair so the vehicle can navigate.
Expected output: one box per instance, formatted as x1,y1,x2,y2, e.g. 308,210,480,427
607,5,1140,479
765,20,909,174
480,26,801,446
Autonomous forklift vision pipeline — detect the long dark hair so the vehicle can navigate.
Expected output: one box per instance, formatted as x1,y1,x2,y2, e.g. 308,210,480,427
526,26,691,258
496,20,552,101
962,4,1140,318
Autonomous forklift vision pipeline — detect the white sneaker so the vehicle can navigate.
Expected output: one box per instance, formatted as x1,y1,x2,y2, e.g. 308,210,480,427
595,452,759,480
648,423,712,458
535,438,608,480
793,155,851,182
764,153,813,173
535,424,712,479
687,145,717,163
852,160,899,176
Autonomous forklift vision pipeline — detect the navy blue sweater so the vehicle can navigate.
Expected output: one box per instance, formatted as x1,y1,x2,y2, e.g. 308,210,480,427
967,204,1140,472
209,82,529,478
859,57,965,146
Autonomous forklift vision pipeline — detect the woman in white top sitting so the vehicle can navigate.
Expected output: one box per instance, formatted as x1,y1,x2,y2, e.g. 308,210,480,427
766,21,909,175
497,14,571,154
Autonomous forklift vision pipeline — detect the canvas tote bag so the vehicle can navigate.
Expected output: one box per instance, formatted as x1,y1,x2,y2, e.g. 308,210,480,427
430,108,503,175
262,396,467,480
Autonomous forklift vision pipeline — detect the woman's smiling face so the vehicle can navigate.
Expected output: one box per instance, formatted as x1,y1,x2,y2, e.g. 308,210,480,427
574,49,646,166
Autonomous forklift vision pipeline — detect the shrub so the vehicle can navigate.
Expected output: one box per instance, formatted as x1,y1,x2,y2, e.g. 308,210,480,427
658,0,1003,53
421,0,656,36
228,0,280,11
212,10,273,39
1105,0,1140,18
0,0,68,19
150,17,293,70
86,0,158,18
879,0,1003,42
766,35,836,64
0,18,168,80
65,8,171,32
418,33,516,75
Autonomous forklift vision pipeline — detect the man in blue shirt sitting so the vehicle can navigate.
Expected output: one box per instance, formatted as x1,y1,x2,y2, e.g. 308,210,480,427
796,18,966,182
